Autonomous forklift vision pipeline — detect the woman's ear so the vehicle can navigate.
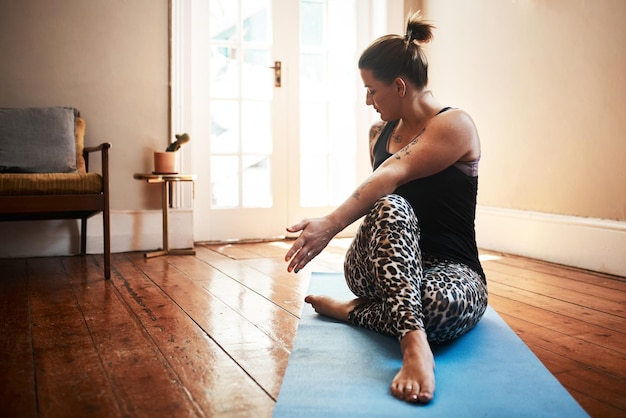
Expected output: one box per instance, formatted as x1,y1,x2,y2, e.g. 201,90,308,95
394,77,406,97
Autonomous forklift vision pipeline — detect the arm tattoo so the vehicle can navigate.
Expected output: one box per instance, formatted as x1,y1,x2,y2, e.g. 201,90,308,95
352,180,373,200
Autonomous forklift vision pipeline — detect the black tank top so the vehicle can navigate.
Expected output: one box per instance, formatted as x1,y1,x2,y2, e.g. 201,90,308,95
372,115,485,279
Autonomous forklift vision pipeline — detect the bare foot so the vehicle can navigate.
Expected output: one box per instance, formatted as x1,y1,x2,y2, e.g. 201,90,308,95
390,330,436,403
304,295,364,322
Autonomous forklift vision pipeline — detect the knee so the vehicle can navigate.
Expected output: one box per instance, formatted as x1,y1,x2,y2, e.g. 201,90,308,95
370,194,416,225
374,194,410,210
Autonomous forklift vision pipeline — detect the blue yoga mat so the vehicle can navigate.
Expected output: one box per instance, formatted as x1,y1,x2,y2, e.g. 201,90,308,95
274,272,588,417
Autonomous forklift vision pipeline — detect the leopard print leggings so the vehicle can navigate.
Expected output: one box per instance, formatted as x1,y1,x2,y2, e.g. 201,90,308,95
344,194,488,343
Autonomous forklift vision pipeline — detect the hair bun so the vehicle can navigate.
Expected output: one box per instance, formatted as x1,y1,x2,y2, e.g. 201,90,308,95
405,11,434,44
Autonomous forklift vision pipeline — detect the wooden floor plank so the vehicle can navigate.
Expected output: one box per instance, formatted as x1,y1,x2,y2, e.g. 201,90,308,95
488,262,626,307
166,254,301,350
62,255,204,418
0,241,623,417
489,294,626,355
565,389,626,418
490,255,626,291
126,252,290,401
499,312,626,381
560,367,626,412
487,279,626,333
0,259,36,418
27,257,122,418
108,253,274,417
193,246,311,315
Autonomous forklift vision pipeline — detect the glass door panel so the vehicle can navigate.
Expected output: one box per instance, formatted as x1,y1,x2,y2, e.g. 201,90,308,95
209,0,274,210
298,0,358,209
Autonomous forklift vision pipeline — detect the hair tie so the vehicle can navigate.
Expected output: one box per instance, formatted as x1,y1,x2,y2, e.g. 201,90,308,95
405,28,413,43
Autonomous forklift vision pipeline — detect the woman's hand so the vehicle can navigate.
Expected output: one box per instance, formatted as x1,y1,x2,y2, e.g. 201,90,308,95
285,216,340,273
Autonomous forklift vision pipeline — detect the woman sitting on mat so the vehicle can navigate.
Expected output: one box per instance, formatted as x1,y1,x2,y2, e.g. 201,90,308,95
285,11,488,404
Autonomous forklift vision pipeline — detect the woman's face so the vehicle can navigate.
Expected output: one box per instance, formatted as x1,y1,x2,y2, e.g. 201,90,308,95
360,68,401,121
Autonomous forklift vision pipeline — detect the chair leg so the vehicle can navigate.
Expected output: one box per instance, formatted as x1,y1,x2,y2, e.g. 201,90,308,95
103,204,111,280
80,218,87,255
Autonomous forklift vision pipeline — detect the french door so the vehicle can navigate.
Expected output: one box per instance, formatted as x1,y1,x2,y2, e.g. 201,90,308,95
175,0,389,242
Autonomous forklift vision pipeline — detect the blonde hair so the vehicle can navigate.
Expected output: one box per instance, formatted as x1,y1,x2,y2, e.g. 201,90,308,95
358,11,435,88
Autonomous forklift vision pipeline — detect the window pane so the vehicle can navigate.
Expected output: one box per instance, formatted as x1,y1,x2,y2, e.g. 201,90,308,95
210,0,238,41
242,101,272,154
211,156,239,208
242,49,272,100
210,100,239,153
300,0,358,207
301,52,327,101
242,156,272,207
210,47,239,99
300,156,329,207
300,102,328,155
242,0,270,43
301,1,324,46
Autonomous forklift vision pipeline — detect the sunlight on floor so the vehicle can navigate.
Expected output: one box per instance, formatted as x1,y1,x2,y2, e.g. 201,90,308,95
479,254,502,262
269,241,292,250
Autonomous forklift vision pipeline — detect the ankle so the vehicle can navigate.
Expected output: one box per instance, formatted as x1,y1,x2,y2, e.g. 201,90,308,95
400,330,432,356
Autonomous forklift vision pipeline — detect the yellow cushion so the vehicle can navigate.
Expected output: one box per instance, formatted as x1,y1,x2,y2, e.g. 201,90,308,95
0,173,103,195
76,117,87,173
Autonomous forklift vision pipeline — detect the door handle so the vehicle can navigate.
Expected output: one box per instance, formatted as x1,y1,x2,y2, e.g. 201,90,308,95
269,61,281,87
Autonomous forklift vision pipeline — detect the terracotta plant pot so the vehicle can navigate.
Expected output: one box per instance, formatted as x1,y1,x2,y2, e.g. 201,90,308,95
153,151,178,174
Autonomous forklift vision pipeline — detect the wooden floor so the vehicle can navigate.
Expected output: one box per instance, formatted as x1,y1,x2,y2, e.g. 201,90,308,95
0,239,624,417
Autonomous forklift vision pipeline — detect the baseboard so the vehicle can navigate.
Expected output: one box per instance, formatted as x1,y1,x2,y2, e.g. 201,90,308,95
0,210,194,259
3,206,623,278
87,209,195,254
476,206,626,277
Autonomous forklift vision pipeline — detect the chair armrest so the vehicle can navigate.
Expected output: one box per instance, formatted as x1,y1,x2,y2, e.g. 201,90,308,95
83,142,111,172
83,143,111,196
84,142,112,154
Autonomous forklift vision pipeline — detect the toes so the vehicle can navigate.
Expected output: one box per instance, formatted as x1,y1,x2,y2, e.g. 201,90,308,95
391,382,433,404
391,382,420,402
417,390,433,403
404,385,419,402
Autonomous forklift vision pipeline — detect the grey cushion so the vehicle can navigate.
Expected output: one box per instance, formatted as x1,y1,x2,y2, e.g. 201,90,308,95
0,107,78,173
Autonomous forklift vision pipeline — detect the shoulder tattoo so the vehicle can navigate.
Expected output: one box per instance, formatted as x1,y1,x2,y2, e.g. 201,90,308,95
369,122,385,145
393,129,423,160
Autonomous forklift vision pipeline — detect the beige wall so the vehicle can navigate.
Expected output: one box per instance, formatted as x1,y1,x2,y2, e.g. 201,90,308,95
0,0,169,211
416,0,626,221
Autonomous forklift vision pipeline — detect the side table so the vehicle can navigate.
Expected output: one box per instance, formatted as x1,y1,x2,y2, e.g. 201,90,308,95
134,173,197,258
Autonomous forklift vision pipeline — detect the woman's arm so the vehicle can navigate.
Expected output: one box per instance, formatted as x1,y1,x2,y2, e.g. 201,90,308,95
285,109,478,272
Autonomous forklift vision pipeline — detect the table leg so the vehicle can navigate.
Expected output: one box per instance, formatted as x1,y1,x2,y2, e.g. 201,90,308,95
162,180,169,252
145,179,195,257
144,181,170,258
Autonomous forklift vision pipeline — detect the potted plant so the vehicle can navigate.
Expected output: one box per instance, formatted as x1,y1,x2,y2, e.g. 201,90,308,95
154,133,190,174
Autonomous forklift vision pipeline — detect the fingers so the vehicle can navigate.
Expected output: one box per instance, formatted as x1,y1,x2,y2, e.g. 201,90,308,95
285,219,307,234
285,217,333,273
287,247,315,273
284,221,308,267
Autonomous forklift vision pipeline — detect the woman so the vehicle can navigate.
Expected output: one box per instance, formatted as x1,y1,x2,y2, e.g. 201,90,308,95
285,12,488,404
